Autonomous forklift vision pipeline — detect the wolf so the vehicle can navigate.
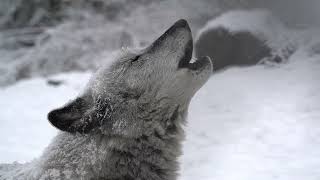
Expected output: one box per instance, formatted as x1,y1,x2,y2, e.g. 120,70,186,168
0,19,212,180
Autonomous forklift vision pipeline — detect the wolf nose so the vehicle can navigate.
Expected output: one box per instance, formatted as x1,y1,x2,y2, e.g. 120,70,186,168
168,19,191,34
173,19,189,29
161,19,191,39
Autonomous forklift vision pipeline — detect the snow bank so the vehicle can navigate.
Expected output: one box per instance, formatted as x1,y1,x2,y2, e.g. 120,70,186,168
198,10,285,35
180,44,320,180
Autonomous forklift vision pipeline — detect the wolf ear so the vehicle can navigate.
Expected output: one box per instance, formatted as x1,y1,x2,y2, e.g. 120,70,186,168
48,96,98,134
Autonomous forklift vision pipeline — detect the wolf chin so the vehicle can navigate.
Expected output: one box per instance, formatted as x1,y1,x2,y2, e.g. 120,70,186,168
0,19,212,180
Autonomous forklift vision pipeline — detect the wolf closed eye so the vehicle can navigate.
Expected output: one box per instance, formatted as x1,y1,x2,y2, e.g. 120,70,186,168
131,55,141,63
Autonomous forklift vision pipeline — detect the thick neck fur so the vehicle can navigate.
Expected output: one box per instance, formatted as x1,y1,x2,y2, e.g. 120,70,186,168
13,94,188,180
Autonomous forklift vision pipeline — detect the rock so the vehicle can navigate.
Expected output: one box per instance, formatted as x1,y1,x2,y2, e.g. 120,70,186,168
195,10,294,71
47,79,64,86
195,27,272,71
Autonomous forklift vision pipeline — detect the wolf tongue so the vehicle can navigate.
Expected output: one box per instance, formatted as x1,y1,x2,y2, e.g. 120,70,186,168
188,56,211,70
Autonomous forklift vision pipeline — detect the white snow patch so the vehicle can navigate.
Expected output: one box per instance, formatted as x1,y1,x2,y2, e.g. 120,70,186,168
0,72,92,163
198,10,286,36
180,48,320,180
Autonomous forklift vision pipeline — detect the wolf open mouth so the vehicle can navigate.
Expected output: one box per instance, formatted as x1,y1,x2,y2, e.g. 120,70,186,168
146,19,211,72
167,19,211,71
179,54,211,71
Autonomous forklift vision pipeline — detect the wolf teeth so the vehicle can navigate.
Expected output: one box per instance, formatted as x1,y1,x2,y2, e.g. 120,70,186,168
189,57,198,63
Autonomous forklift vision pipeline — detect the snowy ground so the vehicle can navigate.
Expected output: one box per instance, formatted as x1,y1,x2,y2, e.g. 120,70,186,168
181,48,320,180
1,40,320,180
0,72,91,163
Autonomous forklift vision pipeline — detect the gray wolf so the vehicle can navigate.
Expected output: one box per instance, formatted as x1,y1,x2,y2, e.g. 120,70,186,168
0,19,212,180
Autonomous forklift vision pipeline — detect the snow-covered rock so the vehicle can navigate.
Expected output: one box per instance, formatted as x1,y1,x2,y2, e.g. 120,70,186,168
195,10,297,71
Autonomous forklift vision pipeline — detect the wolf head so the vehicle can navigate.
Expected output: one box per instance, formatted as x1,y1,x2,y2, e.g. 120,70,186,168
48,19,212,136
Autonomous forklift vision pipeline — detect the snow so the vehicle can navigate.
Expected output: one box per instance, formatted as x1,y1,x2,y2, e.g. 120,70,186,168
198,10,286,35
181,51,320,180
0,37,320,179
0,72,91,163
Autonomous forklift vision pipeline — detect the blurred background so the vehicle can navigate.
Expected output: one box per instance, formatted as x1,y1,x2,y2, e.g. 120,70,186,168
0,1,320,180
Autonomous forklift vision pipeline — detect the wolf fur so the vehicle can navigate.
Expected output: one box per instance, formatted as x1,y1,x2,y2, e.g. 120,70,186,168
0,19,212,180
